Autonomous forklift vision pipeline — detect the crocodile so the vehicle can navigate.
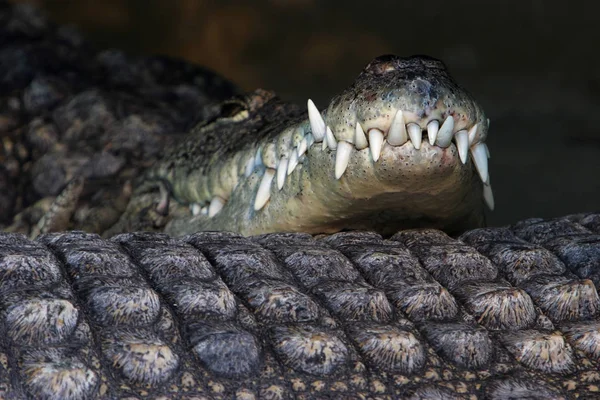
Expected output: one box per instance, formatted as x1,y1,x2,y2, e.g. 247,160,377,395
1,2,600,399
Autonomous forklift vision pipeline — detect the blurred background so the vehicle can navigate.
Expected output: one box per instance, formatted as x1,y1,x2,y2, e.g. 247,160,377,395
10,0,600,226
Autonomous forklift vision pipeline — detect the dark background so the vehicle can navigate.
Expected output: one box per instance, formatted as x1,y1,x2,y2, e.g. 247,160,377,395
12,0,599,226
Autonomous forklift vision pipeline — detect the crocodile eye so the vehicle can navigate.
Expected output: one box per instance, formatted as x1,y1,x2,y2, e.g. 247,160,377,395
220,102,249,121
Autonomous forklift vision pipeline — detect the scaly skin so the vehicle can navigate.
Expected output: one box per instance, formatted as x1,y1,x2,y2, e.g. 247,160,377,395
117,55,490,237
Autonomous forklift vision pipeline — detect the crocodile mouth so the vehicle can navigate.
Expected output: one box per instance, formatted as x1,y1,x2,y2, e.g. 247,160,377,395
155,55,492,236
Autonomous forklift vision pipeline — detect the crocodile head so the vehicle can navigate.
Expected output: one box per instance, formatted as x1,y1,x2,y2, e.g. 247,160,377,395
147,55,491,236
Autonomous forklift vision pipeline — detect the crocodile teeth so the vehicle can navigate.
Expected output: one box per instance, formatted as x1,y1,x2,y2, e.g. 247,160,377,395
244,156,255,177
468,123,479,145
427,120,439,145
368,128,384,162
287,148,299,175
484,142,490,158
307,99,325,141
201,206,208,215
436,115,454,147
335,141,353,179
483,181,494,210
254,147,263,168
305,133,315,148
471,143,488,183
326,126,337,150
354,122,368,150
190,203,201,216
277,157,288,190
254,168,275,211
208,196,225,217
407,123,422,150
455,130,469,164
387,110,407,146
297,137,308,157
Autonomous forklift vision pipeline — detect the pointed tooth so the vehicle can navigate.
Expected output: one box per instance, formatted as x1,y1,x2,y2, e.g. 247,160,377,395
468,123,479,145
254,168,275,211
208,196,225,217
427,120,439,145
387,110,408,146
277,157,288,190
307,99,325,141
436,115,454,147
470,143,489,183
368,129,384,162
483,182,494,210
407,123,422,150
484,143,490,158
354,122,368,149
201,206,208,215
455,130,469,164
254,147,263,167
287,149,298,175
335,141,353,179
190,203,201,216
244,156,255,177
325,126,337,150
297,137,307,156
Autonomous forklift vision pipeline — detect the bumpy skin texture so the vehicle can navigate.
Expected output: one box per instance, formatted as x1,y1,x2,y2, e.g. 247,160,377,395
0,2,237,234
1,213,600,399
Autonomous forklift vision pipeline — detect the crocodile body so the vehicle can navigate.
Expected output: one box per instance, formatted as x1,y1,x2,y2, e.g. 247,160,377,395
2,3,600,399
1,213,600,399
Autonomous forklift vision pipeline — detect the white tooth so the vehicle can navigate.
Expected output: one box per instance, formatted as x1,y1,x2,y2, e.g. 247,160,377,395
483,181,494,210
297,137,307,156
287,148,299,175
190,203,201,216
484,142,490,158
407,123,422,150
427,120,439,145
208,196,225,217
368,129,384,162
436,115,454,147
455,130,469,164
326,126,337,150
354,122,368,149
326,126,338,150
470,143,489,183
307,99,325,141
335,141,353,179
254,147,263,167
254,168,275,211
244,156,255,177
387,110,407,146
468,123,478,145
277,157,288,189
201,206,208,215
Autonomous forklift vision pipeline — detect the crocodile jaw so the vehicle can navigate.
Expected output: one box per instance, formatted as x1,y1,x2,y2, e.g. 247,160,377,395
164,55,490,236
170,143,483,236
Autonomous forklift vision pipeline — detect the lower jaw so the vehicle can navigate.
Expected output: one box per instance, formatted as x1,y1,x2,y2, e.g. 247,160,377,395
166,141,484,236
